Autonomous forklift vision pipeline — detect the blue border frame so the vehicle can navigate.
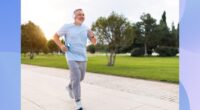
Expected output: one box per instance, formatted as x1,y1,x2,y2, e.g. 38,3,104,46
0,0,20,110
180,0,200,109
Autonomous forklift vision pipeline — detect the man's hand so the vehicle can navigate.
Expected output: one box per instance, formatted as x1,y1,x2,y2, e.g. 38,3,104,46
60,44,68,52
88,30,97,45
88,30,95,38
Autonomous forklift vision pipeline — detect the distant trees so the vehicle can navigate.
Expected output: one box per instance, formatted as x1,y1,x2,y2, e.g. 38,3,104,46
21,21,47,59
155,11,179,56
130,11,179,57
21,21,63,59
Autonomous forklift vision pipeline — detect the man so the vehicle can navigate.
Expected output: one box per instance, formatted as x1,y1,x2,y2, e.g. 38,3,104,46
53,9,96,110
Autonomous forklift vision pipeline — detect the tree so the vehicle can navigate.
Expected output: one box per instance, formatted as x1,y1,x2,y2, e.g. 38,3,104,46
169,22,178,47
21,21,47,59
94,43,108,52
47,39,60,53
139,13,157,55
131,22,145,49
158,11,171,47
42,44,49,54
92,12,135,66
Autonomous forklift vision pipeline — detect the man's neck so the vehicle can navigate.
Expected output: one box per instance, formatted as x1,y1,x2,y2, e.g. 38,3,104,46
74,22,82,26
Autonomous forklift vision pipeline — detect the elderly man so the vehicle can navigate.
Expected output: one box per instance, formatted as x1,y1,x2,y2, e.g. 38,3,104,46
53,8,96,110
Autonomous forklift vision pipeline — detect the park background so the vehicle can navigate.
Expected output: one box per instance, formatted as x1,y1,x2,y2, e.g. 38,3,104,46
21,0,179,83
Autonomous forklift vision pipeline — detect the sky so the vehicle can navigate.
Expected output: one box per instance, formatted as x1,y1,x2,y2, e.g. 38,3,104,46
21,0,179,40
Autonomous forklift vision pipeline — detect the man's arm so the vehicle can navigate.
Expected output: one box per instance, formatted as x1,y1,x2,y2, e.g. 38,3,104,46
53,33,67,52
88,30,97,45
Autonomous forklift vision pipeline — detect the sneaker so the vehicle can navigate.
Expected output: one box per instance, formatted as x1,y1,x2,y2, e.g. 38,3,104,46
75,100,83,110
66,86,74,99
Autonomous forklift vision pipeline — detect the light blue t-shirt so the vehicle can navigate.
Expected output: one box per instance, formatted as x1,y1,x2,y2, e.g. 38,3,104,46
57,23,89,61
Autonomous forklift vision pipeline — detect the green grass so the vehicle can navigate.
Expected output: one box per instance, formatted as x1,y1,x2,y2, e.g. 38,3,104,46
21,54,179,83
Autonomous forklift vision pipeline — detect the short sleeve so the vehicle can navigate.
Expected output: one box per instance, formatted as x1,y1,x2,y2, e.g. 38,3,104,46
56,24,68,37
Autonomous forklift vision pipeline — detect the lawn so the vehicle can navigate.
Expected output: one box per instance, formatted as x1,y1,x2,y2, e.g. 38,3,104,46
21,54,179,83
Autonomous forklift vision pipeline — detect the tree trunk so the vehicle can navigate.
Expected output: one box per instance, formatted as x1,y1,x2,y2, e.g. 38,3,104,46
144,43,148,56
107,51,115,66
30,50,34,59
113,52,116,66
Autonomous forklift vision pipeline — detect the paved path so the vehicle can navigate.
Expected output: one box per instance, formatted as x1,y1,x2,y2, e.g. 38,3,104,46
21,64,179,110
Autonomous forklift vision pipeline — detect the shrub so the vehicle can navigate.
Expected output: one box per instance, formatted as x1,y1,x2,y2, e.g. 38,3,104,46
131,48,144,57
87,44,96,54
155,46,178,57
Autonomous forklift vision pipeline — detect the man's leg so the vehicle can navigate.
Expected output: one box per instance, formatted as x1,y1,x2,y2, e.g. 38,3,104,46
66,83,74,99
79,61,87,81
67,61,82,101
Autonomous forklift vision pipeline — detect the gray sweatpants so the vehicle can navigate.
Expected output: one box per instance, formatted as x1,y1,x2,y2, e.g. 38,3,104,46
67,60,87,101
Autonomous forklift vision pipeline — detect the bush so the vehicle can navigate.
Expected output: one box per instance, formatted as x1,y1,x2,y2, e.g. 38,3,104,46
147,49,153,56
155,46,178,57
131,48,144,57
87,44,96,54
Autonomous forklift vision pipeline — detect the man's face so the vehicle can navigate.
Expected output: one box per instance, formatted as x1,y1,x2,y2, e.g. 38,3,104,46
74,10,85,24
